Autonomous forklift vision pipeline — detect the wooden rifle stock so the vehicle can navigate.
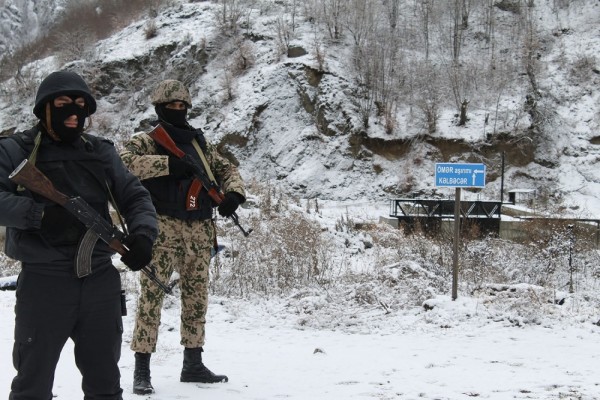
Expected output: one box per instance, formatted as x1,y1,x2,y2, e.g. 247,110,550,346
147,125,252,237
10,158,70,208
10,159,128,255
9,159,173,294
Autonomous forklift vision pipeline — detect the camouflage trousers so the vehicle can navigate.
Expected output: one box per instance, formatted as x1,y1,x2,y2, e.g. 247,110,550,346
130,215,214,353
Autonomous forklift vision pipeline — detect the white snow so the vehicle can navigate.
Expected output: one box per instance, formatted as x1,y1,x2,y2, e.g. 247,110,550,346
2,280,600,399
1,1,600,399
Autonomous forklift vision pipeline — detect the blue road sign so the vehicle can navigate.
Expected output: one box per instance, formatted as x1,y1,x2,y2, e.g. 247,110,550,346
435,163,486,188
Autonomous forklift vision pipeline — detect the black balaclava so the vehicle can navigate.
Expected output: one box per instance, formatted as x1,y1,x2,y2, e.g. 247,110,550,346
156,103,188,129
33,71,96,143
47,97,88,143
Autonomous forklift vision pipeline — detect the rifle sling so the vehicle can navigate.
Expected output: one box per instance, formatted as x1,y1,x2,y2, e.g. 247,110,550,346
106,180,128,235
191,139,218,187
191,139,219,252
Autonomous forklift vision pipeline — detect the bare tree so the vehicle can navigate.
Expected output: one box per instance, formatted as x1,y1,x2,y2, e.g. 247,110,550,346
383,0,401,32
275,14,293,56
301,0,319,24
483,0,496,67
460,0,474,28
352,30,403,132
451,0,465,64
321,0,346,40
54,26,96,64
231,38,255,74
417,0,434,61
285,0,299,32
448,61,480,126
344,0,375,47
213,0,247,34
413,62,441,134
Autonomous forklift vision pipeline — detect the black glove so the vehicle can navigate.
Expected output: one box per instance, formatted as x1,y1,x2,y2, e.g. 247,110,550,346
218,192,243,217
168,157,193,178
121,234,153,271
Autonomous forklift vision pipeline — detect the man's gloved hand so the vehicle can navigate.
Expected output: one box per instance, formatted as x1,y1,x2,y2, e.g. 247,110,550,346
168,157,193,178
121,234,153,271
218,192,243,217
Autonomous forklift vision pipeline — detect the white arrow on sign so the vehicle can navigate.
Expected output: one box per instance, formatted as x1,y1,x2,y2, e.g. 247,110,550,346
471,169,485,185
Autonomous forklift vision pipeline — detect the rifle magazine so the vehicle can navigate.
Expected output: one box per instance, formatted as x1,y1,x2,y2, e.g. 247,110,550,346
76,229,100,277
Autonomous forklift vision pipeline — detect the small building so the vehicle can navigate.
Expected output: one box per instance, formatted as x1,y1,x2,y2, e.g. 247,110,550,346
507,189,536,206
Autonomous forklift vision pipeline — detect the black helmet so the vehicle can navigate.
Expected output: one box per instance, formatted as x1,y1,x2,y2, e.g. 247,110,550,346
33,71,97,118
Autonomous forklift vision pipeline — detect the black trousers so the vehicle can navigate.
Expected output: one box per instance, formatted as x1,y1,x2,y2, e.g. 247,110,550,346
9,266,124,400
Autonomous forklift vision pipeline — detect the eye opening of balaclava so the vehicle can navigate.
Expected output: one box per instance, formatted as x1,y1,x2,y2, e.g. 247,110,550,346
156,102,189,129
43,95,90,143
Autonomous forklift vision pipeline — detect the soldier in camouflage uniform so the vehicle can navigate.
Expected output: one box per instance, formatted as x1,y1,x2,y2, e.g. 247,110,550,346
120,80,246,395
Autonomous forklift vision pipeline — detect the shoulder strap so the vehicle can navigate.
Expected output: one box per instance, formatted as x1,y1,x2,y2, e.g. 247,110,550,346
192,139,218,186
28,132,43,166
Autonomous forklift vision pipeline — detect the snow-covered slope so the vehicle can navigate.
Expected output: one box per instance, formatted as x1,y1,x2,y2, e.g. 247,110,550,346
1,0,599,213
0,0,65,54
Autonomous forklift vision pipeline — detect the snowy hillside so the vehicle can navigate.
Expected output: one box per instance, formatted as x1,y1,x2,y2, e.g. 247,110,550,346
0,0,65,55
0,0,598,212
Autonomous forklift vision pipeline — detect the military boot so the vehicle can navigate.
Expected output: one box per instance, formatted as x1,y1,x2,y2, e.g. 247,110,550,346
180,347,228,383
133,352,154,395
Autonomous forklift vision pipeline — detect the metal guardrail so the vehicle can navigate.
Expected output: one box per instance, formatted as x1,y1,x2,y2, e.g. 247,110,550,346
389,198,502,219
388,199,600,247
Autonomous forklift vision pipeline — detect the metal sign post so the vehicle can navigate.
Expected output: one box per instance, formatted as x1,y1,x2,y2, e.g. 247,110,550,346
452,187,461,300
435,163,486,300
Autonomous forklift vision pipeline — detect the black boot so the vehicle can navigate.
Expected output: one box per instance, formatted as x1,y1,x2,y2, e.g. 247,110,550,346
133,352,154,395
180,347,228,383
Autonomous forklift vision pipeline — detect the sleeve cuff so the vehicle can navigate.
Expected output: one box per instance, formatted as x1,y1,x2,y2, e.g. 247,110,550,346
132,226,158,243
27,202,45,230
231,191,246,204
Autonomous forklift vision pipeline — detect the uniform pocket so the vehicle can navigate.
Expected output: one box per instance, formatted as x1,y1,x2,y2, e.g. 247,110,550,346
12,324,35,370
14,323,35,345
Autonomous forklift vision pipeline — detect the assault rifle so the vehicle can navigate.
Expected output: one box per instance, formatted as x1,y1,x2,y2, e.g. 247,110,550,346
147,124,252,237
9,159,174,295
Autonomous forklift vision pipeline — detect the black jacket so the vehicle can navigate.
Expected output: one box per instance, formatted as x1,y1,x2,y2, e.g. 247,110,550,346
0,126,158,275
141,122,214,220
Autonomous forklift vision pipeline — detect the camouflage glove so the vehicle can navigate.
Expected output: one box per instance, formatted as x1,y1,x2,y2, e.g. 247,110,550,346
121,234,153,271
218,192,243,217
168,156,193,178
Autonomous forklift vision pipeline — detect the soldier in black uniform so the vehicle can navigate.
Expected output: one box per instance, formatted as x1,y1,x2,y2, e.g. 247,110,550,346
0,70,158,400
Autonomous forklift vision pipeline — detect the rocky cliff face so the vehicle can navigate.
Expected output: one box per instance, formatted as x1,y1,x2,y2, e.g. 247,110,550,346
0,0,65,55
0,1,599,212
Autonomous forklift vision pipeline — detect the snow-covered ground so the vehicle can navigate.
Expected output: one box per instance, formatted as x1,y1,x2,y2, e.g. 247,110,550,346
1,284,600,399
1,199,600,400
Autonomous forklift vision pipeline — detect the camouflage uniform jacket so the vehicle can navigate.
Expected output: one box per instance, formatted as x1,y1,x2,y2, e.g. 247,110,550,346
120,123,245,221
